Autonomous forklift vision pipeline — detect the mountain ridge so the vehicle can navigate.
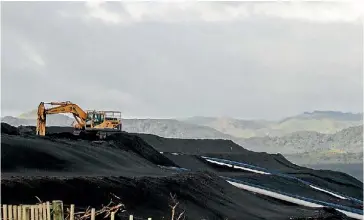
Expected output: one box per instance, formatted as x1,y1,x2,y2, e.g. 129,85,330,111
183,111,363,138
2,110,362,139
2,110,362,165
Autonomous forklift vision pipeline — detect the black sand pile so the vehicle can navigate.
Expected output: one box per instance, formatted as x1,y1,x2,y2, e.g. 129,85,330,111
1,132,176,177
136,133,246,154
1,123,362,220
138,134,363,200
1,172,351,220
1,122,19,135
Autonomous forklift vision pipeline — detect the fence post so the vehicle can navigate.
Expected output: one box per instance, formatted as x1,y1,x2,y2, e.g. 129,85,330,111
128,215,133,220
22,206,26,220
69,205,74,220
13,206,18,220
90,208,95,220
34,206,38,220
17,206,22,220
3,205,7,220
52,201,64,220
110,212,115,220
26,206,31,220
8,205,13,220
42,204,46,220
38,204,43,220
31,206,35,220
148,218,152,220
46,202,50,220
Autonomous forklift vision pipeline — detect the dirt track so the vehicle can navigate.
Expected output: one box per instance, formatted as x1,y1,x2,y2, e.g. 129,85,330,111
1,123,363,220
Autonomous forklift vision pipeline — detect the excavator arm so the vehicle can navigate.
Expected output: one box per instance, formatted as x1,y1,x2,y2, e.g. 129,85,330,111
36,101,87,136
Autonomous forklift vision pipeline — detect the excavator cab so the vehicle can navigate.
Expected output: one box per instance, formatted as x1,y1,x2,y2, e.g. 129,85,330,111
85,111,103,126
84,110,122,130
82,110,122,139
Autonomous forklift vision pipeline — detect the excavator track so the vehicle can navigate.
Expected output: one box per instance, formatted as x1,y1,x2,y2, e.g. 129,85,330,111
73,129,122,140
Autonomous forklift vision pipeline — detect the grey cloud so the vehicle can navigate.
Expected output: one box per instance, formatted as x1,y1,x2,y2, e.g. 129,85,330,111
84,1,364,24
1,2,362,119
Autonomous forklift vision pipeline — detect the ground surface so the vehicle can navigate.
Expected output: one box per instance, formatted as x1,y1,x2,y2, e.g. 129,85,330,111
1,123,363,220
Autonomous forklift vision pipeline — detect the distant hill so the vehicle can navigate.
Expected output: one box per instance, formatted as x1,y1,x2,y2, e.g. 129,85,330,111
1,116,234,140
2,110,362,140
238,125,363,155
122,119,234,139
182,111,363,138
182,116,272,138
284,150,363,165
292,111,363,121
2,110,362,165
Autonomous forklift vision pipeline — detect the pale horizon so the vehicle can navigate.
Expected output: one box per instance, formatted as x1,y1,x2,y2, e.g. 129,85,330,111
1,108,363,122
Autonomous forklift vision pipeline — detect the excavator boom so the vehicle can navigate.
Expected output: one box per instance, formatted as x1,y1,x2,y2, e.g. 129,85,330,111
43,102,87,127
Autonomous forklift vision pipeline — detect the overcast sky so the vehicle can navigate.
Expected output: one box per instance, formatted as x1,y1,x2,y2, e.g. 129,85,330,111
1,1,363,120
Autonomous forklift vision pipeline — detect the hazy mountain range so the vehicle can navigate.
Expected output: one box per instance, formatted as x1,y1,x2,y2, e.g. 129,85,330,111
4,109,363,137
1,110,363,165
2,109,234,139
241,125,363,154
181,111,362,138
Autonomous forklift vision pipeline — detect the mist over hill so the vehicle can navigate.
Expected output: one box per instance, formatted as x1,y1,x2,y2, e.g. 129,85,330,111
3,110,362,138
2,110,362,164
182,111,363,138
1,113,234,140
238,125,363,153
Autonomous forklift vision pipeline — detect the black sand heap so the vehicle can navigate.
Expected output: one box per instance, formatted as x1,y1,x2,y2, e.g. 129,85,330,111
1,123,363,220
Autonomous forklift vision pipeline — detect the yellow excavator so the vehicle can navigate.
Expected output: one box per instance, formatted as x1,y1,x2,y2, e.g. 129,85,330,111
36,101,122,139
